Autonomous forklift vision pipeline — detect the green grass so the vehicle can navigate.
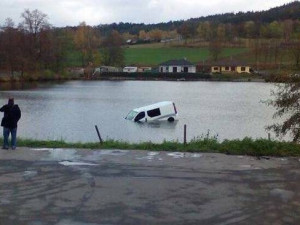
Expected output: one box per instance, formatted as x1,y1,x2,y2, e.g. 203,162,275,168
124,47,248,66
64,47,248,67
7,137,300,157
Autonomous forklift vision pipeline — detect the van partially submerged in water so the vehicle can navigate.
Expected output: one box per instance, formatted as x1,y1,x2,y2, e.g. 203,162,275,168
125,101,178,122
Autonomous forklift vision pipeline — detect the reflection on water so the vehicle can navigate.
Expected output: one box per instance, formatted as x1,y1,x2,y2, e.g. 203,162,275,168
0,80,278,143
138,120,179,129
0,81,65,91
0,82,38,90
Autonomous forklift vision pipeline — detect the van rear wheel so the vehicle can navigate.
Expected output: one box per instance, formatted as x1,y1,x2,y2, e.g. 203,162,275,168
168,117,175,122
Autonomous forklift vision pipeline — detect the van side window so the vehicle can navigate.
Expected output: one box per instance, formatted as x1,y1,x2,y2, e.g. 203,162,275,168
147,108,161,118
134,112,145,122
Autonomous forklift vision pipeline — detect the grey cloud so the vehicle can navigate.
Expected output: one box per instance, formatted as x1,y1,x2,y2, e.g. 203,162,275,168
0,0,294,27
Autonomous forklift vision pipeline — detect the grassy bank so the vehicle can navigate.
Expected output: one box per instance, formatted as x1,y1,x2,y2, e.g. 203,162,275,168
7,137,300,157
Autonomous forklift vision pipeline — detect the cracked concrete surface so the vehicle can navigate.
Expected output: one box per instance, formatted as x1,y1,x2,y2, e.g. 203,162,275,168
0,148,299,225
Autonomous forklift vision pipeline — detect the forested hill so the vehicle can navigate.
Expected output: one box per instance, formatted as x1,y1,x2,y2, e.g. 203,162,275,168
96,1,300,35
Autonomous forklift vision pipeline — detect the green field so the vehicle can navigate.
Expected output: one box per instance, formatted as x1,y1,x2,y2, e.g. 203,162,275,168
65,47,248,67
124,47,248,66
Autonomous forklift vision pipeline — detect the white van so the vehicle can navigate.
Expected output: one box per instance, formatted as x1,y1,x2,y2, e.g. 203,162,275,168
125,101,178,122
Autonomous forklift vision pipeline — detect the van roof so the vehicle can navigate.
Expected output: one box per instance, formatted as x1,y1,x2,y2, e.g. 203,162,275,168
133,101,174,112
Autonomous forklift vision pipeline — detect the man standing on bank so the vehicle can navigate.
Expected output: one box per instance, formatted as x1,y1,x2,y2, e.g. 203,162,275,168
0,98,21,150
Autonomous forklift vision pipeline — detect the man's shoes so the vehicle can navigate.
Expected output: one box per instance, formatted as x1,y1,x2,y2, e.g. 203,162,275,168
2,146,8,150
12,146,16,150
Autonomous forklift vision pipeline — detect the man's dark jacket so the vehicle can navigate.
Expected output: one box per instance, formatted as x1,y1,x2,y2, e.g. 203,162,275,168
0,104,21,128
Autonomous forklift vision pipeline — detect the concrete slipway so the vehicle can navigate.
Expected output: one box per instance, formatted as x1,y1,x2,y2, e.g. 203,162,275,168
0,147,299,225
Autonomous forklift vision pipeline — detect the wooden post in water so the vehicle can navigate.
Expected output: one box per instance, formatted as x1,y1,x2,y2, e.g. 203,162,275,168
184,124,187,145
95,125,103,144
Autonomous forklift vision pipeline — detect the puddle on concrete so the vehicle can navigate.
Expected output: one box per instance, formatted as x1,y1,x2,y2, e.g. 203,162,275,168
166,152,203,159
98,149,129,156
54,219,98,225
23,170,38,180
238,164,262,170
167,152,185,158
59,161,98,166
30,148,80,161
32,148,52,151
84,149,129,161
137,152,160,161
148,152,159,156
240,165,252,168
270,188,295,203
0,198,11,205
189,153,203,158
136,152,203,161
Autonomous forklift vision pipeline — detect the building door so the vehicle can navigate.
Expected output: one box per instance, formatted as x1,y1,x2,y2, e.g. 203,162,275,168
173,67,177,73
184,67,188,73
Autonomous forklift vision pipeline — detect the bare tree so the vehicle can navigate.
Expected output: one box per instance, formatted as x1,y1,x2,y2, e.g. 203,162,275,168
74,22,101,66
209,40,223,62
20,9,49,34
177,22,197,44
289,42,300,68
101,30,124,67
0,18,23,76
18,9,51,71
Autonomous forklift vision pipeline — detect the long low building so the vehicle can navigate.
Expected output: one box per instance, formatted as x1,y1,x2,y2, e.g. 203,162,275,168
197,60,252,74
159,59,196,73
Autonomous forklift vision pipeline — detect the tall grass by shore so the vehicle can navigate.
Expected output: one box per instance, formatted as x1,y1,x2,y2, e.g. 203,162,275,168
5,137,300,157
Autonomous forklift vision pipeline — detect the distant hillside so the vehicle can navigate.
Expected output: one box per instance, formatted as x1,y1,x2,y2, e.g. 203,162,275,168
96,1,300,35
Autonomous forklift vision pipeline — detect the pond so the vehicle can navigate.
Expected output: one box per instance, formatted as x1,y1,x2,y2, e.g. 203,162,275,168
0,80,277,143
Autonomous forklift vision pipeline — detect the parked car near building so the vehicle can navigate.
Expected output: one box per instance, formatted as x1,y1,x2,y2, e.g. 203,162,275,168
138,67,152,72
123,67,138,73
93,66,121,75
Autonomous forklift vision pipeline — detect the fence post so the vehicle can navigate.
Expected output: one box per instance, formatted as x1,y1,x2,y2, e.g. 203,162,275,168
95,125,103,144
184,124,187,145
268,133,271,141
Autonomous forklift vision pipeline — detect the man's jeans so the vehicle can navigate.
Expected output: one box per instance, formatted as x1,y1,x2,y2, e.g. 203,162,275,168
3,127,17,149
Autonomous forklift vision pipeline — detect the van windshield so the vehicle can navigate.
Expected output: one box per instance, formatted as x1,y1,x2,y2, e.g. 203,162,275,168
126,110,139,120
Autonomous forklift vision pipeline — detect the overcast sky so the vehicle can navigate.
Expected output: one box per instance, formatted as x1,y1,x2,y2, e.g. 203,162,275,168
0,0,295,27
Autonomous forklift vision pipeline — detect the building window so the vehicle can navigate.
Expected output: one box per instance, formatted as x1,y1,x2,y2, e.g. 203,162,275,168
225,66,229,71
241,67,246,72
214,67,219,71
